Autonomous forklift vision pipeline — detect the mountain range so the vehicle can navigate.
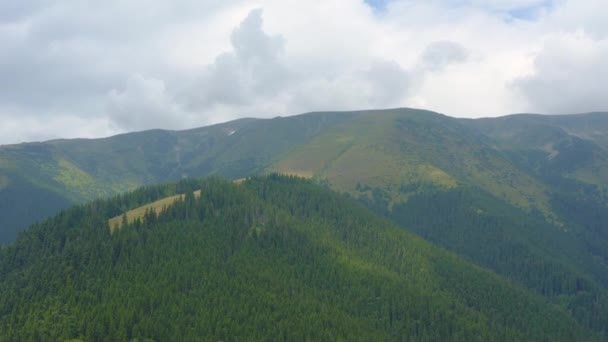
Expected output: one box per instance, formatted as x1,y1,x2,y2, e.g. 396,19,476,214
1,108,607,338
3,109,606,240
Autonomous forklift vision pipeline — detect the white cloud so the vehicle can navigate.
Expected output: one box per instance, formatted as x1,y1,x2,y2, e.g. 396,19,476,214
0,0,606,144
181,8,288,109
467,0,551,11
107,74,188,131
545,0,608,38
421,41,469,72
0,110,115,144
513,31,608,113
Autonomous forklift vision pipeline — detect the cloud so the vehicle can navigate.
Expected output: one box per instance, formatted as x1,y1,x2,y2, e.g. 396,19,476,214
467,0,551,12
421,41,469,72
171,7,409,120
545,0,608,39
0,0,606,144
513,31,608,113
286,59,409,112
0,110,114,144
362,60,410,106
182,8,288,109
107,74,187,131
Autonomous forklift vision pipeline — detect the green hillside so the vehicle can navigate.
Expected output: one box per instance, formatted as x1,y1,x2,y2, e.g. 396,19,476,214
4,109,606,243
2,108,607,337
270,109,551,213
0,176,597,341
264,110,608,335
461,113,608,287
465,113,608,189
0,112,352,242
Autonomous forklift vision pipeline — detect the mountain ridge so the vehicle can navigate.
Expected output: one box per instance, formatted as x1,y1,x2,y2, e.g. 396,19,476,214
2,107,608,336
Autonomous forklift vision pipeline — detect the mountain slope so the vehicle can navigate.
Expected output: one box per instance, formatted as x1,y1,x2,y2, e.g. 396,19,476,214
0,112,351,242
4,109,596,242
265,110,608,335
464,112,608,190
461,113,608,286
0,176,597,341
270,109,552,213
2,108,607,336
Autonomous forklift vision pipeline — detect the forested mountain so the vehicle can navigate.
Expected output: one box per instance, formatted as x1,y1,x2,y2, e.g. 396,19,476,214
0,176,599,341
2,108,608,338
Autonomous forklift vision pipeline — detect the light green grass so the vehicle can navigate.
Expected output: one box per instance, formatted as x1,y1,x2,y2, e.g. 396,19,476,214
109,190,201,233
53,159,96,191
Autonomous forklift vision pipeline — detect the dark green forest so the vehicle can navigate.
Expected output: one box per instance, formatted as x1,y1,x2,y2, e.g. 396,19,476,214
0,176,598,341
367,185,608,335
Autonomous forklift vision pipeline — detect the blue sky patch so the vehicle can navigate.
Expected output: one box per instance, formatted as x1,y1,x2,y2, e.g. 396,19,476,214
508,0,554,20
365,0,390,11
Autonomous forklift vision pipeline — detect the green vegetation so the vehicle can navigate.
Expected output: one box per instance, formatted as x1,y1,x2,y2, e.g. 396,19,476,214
367,184,608,335
0,112,352,242
1,108,608,339
108,190,201,231
467,112,608,190
0,176,598,340
0,172,73,243
2,109,606,244
270,109,551,213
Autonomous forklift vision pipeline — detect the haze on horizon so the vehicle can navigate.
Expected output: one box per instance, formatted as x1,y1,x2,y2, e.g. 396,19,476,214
1,0,607,144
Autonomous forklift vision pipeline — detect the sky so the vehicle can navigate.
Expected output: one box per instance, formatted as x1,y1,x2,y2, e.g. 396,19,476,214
0,0,607,144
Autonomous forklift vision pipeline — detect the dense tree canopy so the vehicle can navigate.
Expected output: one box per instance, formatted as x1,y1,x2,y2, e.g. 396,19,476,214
0,176,599,341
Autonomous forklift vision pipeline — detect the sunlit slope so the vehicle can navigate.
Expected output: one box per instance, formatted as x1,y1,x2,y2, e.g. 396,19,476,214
108,190,201,232
271,109,551,213
0,176,596,341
